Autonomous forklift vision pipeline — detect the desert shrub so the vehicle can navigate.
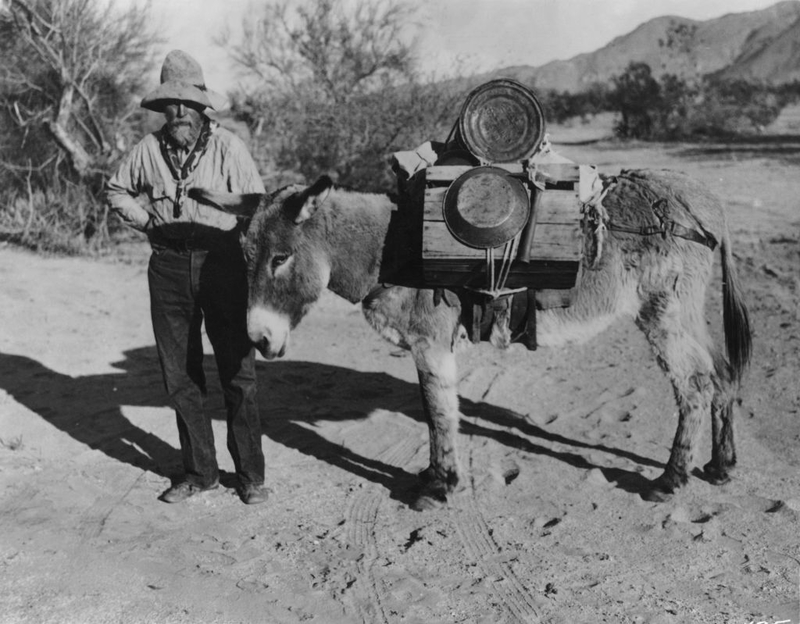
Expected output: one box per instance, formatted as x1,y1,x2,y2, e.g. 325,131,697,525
540,83,611,125
0,0,161,253
608,62,662,139
2,184,110,254
219,0,464,193
689,79,784,136
607,63,788,140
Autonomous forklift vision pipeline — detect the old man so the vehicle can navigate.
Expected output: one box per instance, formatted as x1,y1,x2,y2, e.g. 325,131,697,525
106,50,269,505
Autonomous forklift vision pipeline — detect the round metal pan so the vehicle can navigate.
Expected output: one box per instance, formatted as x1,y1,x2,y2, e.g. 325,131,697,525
443,166,530,249
457,79,546,163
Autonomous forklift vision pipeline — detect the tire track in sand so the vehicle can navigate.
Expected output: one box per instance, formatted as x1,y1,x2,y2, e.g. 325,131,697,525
344,431,422,624
76,470,145,541
452,414,543,624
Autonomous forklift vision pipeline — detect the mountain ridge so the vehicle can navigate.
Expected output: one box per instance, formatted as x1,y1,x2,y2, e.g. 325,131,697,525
478,1,800,92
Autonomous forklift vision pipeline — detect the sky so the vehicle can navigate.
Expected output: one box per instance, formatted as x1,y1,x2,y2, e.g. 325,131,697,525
140,0,787,97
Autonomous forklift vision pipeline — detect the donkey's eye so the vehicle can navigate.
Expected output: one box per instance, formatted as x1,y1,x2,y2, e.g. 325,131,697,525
271,254,290,270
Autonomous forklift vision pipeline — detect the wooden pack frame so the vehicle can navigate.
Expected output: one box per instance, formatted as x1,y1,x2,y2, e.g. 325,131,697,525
397,162,585,292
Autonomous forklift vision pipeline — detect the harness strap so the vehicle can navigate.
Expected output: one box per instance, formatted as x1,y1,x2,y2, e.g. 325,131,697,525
605,221,718,250
606,197,718,251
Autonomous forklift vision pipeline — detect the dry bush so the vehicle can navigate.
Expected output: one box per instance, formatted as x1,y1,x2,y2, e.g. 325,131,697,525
0,0,161,253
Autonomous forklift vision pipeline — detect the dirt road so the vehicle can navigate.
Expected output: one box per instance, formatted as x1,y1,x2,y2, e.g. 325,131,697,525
1,139,799,623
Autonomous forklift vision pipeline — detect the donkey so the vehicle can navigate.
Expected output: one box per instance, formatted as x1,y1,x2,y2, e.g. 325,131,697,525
190,168,751,509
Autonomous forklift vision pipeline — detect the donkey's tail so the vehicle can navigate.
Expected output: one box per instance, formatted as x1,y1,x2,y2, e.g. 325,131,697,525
720,228,752,384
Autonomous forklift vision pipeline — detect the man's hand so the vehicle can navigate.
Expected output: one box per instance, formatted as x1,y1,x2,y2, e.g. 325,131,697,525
187,188,263,218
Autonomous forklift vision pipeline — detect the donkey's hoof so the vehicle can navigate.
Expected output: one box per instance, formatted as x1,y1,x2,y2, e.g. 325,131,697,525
410,492,448,512
702,462,732,486
409,480,449,511
641,477,677,503
642,488,673,503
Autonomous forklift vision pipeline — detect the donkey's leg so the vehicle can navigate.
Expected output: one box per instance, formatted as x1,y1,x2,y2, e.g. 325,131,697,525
362,285,463,509
704,355,738,484
636,295,716,501
410,339,461,508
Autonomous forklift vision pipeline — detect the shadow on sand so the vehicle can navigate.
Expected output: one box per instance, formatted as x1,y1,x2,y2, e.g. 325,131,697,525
676,135,800,162
0,347,662,503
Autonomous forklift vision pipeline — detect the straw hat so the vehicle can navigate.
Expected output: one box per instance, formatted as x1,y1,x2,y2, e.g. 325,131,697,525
141,50,227,112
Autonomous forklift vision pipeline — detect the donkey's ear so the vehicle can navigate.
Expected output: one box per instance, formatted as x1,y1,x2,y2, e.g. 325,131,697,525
293,176,333,224
188,188,263,218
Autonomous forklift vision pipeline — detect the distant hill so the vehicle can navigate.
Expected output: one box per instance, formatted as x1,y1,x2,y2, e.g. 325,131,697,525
717,10,800,83
478,1,800,93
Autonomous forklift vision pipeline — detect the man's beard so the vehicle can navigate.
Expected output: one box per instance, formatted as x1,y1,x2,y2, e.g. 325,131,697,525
166,119,203,149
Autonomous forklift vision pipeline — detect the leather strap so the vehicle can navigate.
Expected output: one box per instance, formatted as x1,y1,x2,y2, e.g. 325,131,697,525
606,198,718,250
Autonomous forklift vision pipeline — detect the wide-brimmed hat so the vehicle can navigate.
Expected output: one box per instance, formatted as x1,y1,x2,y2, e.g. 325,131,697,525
141,50,227,112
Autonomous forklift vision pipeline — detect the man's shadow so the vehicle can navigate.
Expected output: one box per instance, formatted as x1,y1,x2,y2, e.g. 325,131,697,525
0,348,178,477
0,347,660,501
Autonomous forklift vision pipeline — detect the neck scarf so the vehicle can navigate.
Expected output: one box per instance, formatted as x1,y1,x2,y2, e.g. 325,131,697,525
158,119,215,218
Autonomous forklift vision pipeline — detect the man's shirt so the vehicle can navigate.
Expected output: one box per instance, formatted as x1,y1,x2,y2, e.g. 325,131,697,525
106,122,265,237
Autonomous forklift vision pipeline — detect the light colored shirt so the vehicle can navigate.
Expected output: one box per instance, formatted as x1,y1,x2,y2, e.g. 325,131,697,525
106,123,265,236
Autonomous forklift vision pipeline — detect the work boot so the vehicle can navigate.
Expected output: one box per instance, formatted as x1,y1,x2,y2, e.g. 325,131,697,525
160,480,219,503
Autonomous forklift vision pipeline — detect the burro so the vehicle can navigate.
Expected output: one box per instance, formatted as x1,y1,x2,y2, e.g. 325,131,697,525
189,167,752,511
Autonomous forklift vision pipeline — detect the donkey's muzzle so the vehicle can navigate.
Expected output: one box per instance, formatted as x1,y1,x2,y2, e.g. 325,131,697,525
247,304,291,360
254,336,286,360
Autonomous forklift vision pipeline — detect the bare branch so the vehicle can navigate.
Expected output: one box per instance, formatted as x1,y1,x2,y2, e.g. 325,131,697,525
2,0,162,189
216,0,462,192
0,153,57,172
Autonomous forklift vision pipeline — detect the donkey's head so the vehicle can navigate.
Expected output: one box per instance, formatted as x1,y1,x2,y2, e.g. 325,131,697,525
190,176,334,359
244,177,334,358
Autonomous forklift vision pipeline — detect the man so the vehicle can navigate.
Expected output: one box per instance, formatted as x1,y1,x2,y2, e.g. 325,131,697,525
106,50,269,505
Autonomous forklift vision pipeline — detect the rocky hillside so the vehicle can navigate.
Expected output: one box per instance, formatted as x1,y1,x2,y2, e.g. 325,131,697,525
717,10,800,83
484,1,800,92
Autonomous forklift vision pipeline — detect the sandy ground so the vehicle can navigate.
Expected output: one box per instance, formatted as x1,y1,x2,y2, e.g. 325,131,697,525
1,137,799,624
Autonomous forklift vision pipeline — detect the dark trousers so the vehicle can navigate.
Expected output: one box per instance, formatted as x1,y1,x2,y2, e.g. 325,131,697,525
148,244,264,488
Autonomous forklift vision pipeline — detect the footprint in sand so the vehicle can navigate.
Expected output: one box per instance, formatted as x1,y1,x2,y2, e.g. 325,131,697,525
558,386,647,423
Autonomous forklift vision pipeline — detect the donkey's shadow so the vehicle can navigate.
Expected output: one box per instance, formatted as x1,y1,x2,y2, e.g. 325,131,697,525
0,348,659,502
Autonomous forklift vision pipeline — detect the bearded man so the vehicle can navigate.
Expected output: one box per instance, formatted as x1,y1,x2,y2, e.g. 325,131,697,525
106,50,269,505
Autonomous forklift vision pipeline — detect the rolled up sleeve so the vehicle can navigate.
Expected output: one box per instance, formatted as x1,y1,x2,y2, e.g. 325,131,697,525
226,135,266,194
105,143,153,231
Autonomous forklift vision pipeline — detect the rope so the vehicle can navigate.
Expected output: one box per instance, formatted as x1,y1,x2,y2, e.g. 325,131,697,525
444,118,460,145
583,183,611,269
496,237,519,290
469,236,525,299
